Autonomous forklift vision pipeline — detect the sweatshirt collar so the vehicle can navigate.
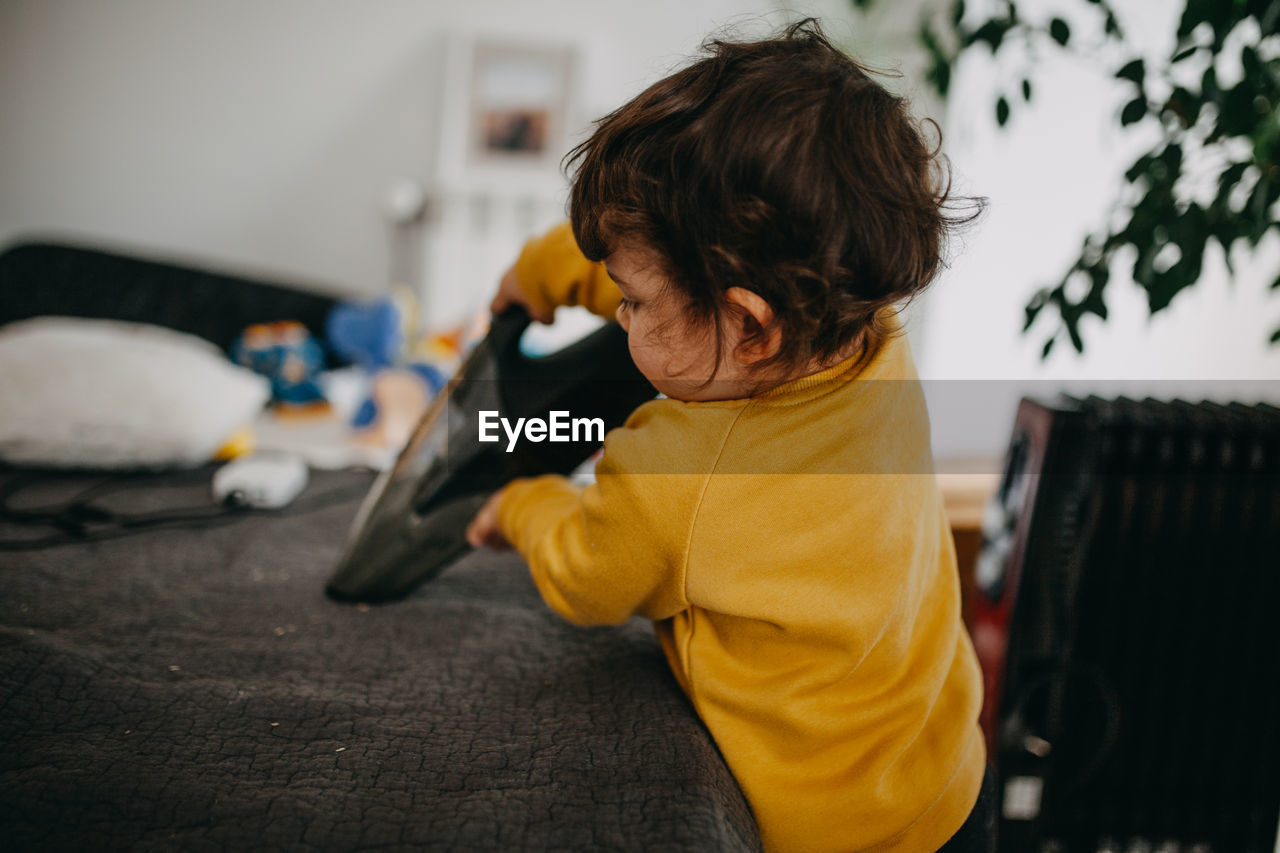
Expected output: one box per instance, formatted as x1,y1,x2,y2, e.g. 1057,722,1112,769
756,313,905,405
758,353,865,400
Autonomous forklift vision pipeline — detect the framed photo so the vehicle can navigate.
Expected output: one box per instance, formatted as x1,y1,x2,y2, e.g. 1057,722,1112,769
470,41,573,168
422,35,581,324
434,35,578,192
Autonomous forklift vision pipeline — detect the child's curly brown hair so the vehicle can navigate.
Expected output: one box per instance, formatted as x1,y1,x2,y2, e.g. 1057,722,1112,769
566,18,982,376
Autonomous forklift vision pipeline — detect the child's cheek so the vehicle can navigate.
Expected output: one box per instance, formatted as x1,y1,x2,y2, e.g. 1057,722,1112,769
626,327,663,384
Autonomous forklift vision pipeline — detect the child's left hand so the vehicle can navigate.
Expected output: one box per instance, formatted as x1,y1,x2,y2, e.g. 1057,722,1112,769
465,490,512,551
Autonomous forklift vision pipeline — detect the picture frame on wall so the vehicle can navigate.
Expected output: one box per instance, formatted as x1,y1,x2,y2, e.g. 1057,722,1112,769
421,33,582,326
469,41,574,170
434,35,579,195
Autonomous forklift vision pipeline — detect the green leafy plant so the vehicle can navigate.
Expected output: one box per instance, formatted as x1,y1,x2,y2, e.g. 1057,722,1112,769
855,0,1280,356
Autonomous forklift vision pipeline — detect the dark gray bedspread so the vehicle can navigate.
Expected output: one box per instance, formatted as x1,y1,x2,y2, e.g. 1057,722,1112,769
0,468,759,851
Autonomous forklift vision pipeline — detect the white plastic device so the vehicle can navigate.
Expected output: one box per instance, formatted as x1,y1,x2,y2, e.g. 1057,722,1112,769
212,454,309,509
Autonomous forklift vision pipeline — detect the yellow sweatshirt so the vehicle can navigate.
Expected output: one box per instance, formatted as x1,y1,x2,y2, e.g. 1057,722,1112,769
499,223,986,852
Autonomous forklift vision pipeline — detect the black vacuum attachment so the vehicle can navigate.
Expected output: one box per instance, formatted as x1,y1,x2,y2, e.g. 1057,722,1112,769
326,308,654,602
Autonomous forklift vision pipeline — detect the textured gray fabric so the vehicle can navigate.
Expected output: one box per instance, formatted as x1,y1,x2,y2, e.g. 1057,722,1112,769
0,468,760,851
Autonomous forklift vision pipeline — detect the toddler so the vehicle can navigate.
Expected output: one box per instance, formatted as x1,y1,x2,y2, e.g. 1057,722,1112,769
466,19,991,852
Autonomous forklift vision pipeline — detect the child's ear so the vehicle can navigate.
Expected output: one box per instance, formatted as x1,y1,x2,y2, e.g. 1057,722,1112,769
723,287,780,364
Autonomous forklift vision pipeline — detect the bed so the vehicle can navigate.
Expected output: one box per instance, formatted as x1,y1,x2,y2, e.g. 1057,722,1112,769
0,241,761,850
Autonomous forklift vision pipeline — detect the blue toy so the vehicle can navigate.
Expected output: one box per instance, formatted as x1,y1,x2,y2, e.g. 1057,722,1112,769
325,294,461,442
230,321,328,409
326,300,402,371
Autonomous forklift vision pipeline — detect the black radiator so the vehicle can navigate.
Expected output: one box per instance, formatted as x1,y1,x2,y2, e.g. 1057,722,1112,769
972,396,1280,853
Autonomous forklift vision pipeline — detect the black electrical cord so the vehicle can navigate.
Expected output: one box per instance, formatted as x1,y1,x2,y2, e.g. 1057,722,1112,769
0,468,211,524
0,469,370,552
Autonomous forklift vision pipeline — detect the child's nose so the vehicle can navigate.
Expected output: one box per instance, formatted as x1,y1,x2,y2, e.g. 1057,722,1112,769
615,305,630,332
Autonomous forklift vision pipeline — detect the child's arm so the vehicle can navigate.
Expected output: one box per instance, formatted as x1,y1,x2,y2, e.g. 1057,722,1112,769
468,400,736,626
490,222,622,322
477,469,687,626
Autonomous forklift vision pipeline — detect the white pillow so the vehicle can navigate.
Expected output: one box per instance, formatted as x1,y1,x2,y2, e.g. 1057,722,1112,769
0,316,270,469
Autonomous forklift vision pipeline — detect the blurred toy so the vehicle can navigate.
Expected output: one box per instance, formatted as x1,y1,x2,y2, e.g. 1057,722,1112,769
409,327,466,389
348,370,431,453
326,297,405,372
325,288,485,451
230,321,329,415
213,426,256,461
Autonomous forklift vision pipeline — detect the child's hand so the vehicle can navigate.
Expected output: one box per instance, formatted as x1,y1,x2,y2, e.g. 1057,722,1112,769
465,490,512,551
490,265,554,324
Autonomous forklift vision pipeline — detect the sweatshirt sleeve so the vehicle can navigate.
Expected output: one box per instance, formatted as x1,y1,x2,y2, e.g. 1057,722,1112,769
496,399,741,626
497,465,688,626
513,222,622,319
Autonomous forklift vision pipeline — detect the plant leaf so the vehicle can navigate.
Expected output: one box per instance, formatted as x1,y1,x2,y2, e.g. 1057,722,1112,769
996,96,1010,127
1263,1,1280,34
1121,97,1147,126
1116,58,1145,85
968,20,1009,53
1164,86,1201,128
1024,290,1050,330
932,60,952,97
1201,66,1220,101
1125,153,1154,184
919,21,953,97
1049,17,1070,46
1218,79,1262,137
1241,45,1262,78
1022,78,1032,101
1066,320,1084,352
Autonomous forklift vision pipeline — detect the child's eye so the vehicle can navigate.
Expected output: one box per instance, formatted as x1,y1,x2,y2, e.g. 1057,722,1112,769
618,297,636,310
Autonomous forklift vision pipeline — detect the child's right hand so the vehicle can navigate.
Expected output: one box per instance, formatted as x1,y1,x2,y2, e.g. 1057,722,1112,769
489,265,554,324
465,490,513,551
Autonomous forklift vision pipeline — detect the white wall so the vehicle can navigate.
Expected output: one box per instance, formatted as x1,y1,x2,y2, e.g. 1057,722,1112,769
0,0,789,303
0,0,938,325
